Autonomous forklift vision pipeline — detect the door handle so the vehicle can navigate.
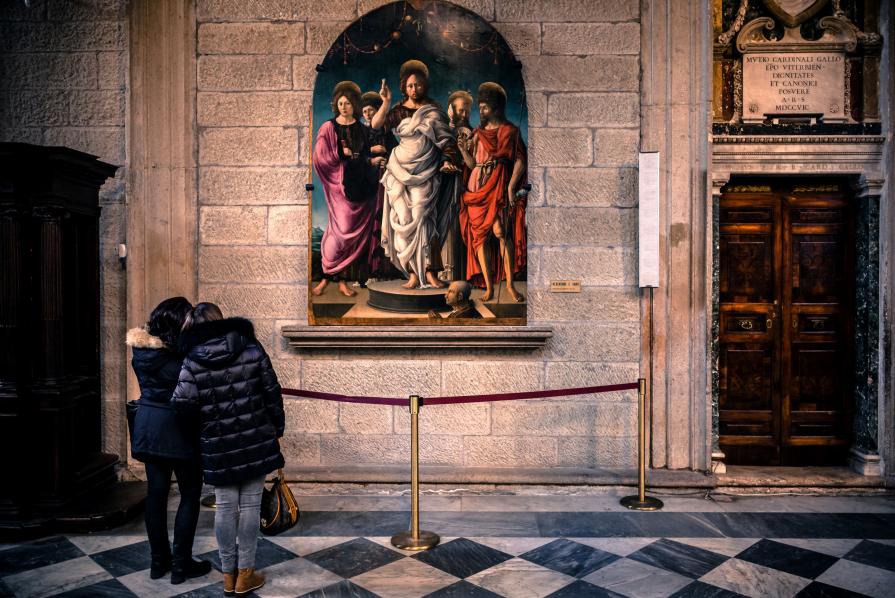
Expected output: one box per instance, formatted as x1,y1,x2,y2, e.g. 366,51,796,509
767,318,773,329
793,318,798,329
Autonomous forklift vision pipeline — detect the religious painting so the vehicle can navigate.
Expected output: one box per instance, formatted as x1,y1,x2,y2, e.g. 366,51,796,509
309,0,529,325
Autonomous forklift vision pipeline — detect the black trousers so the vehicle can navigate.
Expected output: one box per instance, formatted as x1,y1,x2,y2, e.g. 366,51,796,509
144,458,203,564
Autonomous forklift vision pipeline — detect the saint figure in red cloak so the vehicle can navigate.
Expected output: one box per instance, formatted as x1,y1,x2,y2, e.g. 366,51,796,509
458,82,527,303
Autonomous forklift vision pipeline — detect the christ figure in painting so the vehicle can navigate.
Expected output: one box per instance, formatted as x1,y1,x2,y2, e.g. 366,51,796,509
369,59,460,289
458,82,527,303
312,81,386,297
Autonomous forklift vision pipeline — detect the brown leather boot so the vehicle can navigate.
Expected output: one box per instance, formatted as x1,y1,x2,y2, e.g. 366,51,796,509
222,571,237,595
235,568,265,595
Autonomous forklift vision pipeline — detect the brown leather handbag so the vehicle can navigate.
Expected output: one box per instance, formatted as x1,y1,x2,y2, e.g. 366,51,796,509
260,469,300,536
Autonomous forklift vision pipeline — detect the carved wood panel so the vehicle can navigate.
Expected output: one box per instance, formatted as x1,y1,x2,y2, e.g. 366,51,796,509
782,194,852,463
719,187,853,465
719,196,781,463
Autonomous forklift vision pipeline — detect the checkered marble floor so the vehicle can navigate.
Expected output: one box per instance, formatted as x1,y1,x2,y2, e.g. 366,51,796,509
2,532,895,598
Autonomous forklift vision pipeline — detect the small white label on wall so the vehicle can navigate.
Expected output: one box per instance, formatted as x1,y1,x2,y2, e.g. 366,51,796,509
638,152,660,288
549,280,581,293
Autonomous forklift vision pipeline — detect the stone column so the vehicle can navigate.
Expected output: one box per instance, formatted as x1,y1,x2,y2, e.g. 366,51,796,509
127,0,199,405
710,174,729,474
850,176,884,475
641,0,714,470
881,0,895,485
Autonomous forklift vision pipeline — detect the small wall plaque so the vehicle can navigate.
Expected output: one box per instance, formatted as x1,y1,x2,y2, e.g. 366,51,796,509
550,280,581,293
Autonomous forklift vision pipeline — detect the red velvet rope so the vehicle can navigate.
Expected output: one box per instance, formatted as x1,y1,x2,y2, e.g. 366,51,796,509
280,388,406,405
280,381,639,406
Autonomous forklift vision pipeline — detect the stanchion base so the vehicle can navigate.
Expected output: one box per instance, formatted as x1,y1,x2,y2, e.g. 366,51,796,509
200,495,216,509
391,530,440,551
620,495,664,511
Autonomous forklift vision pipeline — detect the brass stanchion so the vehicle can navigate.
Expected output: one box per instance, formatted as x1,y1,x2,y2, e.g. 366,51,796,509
391,395,440,550
620,378,664,511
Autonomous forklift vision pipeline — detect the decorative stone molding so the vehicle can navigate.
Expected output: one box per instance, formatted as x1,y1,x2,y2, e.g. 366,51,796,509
713,135,884,144
849,448,882,476
281,325,553,350
854,174,886,198
729,61,742,123
711,450,727,474
763,0,830,28
713,136,884,179
736,16,857,54
716,0,750,47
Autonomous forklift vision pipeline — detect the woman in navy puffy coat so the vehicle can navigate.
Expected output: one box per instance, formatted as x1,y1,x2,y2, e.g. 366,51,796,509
172,303,285,595
127,297,211,584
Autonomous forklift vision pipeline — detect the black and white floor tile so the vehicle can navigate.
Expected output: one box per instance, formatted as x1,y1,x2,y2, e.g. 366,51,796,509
2,531,895,597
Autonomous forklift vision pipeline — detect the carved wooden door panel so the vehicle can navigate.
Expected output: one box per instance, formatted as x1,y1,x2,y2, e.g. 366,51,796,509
719,195,782,465
719,186,853,465
781,195,853,464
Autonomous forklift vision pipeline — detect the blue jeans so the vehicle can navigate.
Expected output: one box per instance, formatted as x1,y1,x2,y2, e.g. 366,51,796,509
214,475,266,572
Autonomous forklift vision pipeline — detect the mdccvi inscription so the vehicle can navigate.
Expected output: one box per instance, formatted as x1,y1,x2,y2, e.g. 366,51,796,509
743,53,844,120
735,12,857,124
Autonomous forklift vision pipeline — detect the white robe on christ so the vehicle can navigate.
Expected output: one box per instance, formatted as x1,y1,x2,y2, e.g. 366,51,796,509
380,103,458,285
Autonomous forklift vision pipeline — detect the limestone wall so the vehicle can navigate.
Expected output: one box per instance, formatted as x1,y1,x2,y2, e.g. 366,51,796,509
195,0,644,478
0,0,130,460
2,0,646,480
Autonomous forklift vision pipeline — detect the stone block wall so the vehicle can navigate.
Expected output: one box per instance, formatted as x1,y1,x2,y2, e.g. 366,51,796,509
196,0,643,477
0,0,130,460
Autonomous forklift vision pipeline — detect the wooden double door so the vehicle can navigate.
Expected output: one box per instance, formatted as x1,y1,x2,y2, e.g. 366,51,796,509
718,184,854,465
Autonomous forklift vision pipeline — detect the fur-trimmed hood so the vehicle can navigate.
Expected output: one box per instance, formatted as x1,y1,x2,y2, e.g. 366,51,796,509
126,327,165,349
178,317,257,367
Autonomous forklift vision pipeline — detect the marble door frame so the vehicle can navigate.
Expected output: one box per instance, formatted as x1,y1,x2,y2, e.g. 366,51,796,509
711,137,887,475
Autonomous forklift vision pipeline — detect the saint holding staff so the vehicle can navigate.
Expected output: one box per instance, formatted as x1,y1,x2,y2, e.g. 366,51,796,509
458,82,527,303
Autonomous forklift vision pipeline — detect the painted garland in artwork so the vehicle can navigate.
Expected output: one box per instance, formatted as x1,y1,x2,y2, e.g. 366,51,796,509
309,0,528,325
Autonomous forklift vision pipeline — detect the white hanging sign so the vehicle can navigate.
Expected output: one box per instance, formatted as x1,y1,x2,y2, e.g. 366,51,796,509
638,152,660,289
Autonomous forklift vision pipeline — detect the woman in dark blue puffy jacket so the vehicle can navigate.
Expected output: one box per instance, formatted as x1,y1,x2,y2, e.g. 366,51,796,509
127,297,211,584
172,303,285,596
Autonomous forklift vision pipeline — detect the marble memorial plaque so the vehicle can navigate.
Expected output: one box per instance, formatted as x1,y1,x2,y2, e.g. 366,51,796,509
742,52,846,123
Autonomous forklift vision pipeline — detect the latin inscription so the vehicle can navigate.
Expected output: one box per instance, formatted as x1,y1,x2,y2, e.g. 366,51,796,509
742,53,846,122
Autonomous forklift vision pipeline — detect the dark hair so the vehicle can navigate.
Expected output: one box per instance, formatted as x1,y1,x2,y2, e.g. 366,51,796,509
182,302,224,333
331,90,362,118
477,83,507,118
478,95,505,117
148,297,192,348
361,91,383,110
400,69,428,102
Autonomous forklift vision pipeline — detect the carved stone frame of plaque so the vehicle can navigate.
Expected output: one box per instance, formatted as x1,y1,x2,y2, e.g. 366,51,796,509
737,16,857,124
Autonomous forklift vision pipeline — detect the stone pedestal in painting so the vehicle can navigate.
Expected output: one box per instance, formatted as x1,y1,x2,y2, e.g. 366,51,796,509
366,280,450,313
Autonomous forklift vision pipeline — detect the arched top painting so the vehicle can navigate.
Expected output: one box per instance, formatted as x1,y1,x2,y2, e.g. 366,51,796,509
309,0,529,325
